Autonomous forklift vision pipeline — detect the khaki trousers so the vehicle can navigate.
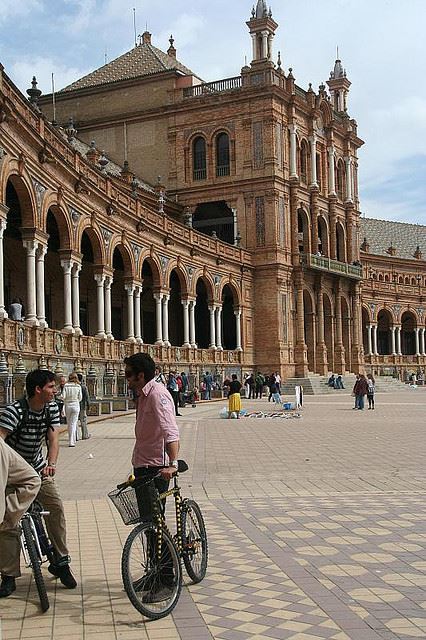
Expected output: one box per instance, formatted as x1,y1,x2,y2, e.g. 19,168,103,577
0,439,41,530
0,475,69,577
79,407,89,439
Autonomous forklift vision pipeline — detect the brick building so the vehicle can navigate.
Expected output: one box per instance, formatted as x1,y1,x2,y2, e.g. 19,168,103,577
0,1,425,401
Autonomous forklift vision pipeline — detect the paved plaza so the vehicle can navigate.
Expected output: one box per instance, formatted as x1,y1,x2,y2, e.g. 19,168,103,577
2,390,426,640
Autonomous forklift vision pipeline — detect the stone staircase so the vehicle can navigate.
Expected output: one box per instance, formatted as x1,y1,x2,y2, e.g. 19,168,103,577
281,373,411,396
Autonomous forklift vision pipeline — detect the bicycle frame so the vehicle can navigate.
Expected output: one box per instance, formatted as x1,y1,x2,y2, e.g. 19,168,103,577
156,475,185,555
20,507,51,567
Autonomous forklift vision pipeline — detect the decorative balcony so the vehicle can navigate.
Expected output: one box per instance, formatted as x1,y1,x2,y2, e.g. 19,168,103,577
183,76,242,98
301,253,363,279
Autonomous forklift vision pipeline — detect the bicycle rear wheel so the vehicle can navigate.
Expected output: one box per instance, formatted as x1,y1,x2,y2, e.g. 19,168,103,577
21,518,49,612
121,522,182,620
182,499,208,583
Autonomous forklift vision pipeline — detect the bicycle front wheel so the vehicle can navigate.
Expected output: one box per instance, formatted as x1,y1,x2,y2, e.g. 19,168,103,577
21,518,49,612
121,522,182,620
182,499,208,583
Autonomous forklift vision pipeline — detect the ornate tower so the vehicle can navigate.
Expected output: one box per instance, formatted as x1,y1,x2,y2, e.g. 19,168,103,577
327,56,351,112
246,1,278,65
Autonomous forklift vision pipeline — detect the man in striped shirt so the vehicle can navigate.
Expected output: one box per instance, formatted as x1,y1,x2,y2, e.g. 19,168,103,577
0,369,77,598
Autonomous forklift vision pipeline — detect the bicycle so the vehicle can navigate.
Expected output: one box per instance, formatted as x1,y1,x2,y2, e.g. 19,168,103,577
19,501,54,612
108,460,208,620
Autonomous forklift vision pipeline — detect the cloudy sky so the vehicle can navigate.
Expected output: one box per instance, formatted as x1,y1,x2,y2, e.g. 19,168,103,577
0,0,425,224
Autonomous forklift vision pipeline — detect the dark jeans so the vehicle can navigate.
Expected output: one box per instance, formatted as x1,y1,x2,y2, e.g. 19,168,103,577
255,385,263,399
367,393,375,409
133,467,174,587
168,389,179,415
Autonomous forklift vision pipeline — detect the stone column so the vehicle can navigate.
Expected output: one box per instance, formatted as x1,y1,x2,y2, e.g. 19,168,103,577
215,306,223,350
104,276,113,340
415,327,420,356
71,262,82,335
209,306,216,349
309,134,317,187
60,259,73,332
235,309,242,351
391,326,396,355
36,244,47,328
125,283,136,342
251,33,256,61
329,200,337,260
154,293,163,345
328,146,336,195
289,124,298,178
345,156,353,202
372,324,379,356
261,31,268,58
396,326,402,356
23,240,38,325
367,324,373,356
421,327,426,356
94,273,106,338
311,190,319,255
0,216,8,319
189,299,197,347
315,285,328,374
182,300,190,347
334,282,345,372
162,294,170,347
134,285,142,343
294,274,308,377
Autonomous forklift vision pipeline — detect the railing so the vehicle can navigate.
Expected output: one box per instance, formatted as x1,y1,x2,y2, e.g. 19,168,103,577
183,76,242,98
193,168,207,181
301,253,363,279
216,165,230,177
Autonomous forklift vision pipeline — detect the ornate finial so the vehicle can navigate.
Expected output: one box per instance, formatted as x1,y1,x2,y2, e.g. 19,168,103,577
414,245,422,260
65,116,77,143
308,82,313,92
167,34,176,57
288,67,294,78
38,356,48,370
0,352,8,374
54,359,64,375
14,355,27,374
26,76,42,108
235,230,242,247
169,35,174,47
86,140,99,164
251,5,255,17
87,363,97,377
211,230,217,239
277,51,281,69
98,150,108,172
131,175,138,198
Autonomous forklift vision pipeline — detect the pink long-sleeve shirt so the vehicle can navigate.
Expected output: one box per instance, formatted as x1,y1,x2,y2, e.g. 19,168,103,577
132,379,180,468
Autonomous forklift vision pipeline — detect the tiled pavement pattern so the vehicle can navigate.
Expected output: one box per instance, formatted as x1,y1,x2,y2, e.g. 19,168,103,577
1,391,426,639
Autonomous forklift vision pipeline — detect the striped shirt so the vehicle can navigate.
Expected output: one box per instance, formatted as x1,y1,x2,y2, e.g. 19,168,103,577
0,400,60,473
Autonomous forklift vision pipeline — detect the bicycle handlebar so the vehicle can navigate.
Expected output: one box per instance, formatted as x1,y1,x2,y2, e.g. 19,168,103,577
116,460,188,490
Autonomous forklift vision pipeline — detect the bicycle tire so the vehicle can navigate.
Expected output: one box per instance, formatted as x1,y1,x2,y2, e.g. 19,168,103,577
21,518,49,612
121,522,182,620
182,499,208,583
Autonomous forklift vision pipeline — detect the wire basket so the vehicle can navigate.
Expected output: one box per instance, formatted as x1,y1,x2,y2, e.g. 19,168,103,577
108,479,160,525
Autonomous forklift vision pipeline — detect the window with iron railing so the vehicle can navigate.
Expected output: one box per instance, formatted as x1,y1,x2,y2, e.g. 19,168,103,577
216,132,230,177
193,136,207,181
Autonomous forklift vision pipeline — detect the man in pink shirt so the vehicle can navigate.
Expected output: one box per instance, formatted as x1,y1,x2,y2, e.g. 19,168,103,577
124,353,180,490
124,353,180,603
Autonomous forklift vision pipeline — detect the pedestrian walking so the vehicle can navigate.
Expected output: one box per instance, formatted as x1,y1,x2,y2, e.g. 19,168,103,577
62,373,82,447
77,373,91,439
255,372,265,399
367,374,375,409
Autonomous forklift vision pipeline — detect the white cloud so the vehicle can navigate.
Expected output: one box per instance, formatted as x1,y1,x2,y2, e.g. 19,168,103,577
0,0,42,24
10,56,90,95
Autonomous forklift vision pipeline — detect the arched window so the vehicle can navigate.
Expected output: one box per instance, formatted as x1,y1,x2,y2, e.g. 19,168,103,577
300,140,308,184
193,136,207,180
216,132,230,177
336,160,346,201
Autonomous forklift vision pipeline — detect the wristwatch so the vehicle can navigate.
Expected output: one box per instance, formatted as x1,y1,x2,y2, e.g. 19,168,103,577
169,460,179,469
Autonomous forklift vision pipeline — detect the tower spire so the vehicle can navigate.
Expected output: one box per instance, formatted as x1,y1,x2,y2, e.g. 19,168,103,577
327,50,351,112
246,1,278,65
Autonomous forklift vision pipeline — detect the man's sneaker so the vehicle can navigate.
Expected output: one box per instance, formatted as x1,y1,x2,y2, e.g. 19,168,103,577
48,564,77,589
0,576,16,598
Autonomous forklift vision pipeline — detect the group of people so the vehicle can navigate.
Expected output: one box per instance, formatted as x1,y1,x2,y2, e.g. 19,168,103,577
154,368,190,417
1,353,181,603
327,374,345,389
243,372,281,400
352,373,375,410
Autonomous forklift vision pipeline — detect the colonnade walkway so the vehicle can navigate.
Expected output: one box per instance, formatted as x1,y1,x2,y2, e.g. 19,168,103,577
2,391,426,640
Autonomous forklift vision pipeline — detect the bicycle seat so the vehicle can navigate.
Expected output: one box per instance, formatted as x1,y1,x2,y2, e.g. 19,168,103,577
177,460,188,473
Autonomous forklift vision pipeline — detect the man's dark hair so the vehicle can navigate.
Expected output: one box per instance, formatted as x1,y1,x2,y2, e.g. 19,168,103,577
124,353,156,382
26,369,56,398
77,373,83,383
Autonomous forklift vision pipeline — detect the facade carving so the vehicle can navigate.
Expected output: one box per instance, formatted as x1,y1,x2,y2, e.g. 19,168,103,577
0,5,424,403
